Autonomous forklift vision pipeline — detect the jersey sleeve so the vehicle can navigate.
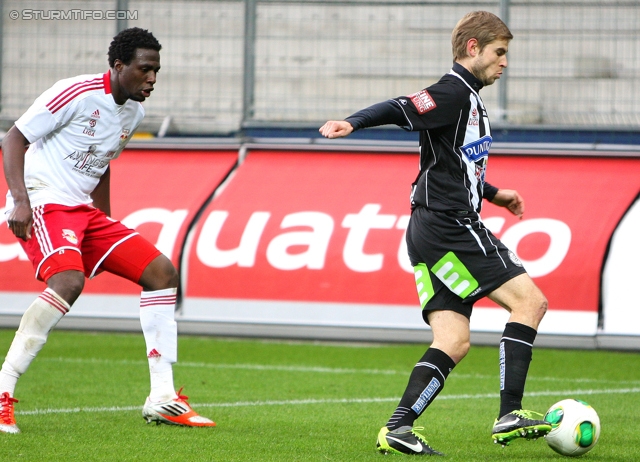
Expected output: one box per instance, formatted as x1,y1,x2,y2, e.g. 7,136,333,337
345,100,411,131
483,182,499,201
391,79,469,131
14,82,81,143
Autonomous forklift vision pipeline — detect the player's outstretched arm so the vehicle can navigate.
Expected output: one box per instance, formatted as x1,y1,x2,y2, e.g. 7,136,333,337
319,120,354,139
491,188,525,220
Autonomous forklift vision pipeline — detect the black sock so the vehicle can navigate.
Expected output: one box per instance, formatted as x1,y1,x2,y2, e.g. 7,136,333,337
499,322,537,418
386,348,456,430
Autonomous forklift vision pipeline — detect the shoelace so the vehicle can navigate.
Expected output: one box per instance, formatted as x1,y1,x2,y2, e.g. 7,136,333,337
512,410,545,420
176,387,189,402
0,393,18,424
405,426,430,445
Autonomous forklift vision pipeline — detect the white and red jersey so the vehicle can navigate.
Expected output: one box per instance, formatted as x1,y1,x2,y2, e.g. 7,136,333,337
5,71,144,211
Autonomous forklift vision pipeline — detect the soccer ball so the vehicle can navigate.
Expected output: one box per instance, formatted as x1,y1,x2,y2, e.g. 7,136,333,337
544,399,600,457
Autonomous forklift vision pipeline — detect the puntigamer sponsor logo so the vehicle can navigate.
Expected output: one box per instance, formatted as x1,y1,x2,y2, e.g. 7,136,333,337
461,135,492,162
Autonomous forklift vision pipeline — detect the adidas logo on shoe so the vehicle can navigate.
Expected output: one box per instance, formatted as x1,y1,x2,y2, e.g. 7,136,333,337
142,388,216,427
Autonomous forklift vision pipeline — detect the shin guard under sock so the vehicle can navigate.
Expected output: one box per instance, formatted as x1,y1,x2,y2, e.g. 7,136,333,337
0,289,68,395
499,322,537,418
386,348,456,430
140,288,178,402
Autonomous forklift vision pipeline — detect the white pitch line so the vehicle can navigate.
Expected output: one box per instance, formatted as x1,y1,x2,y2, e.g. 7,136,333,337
39,357,640,386
15,387,640,417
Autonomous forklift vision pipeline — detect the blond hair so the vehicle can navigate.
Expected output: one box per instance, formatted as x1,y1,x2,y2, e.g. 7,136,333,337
451,11,513,60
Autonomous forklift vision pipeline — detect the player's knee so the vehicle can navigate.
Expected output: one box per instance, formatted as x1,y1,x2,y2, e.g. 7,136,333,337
46,271,84,304
521,292,547,327
435,337,470,364
161,265,180,289
139,256,179,291
534,295,548,322
455,339,471,362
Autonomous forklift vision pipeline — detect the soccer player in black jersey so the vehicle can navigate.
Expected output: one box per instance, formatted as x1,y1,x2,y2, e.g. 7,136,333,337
320,11,551,456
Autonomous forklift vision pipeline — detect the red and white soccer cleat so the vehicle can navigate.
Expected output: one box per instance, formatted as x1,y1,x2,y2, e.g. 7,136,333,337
142,388,216,427
0,392,20,434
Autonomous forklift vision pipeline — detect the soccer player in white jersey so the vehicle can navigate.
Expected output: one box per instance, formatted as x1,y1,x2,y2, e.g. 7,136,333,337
0,27,215,433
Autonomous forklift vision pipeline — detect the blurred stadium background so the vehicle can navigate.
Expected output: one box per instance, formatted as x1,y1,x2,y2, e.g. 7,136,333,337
2,0,640,136
1,0,638,349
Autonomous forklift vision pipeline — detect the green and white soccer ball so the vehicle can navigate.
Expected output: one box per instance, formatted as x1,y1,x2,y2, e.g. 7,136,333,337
544,399,600,457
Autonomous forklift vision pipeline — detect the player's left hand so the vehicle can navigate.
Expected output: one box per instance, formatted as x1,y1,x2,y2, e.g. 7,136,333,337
319,120,353,139
7,202,33,240
491,189,524,219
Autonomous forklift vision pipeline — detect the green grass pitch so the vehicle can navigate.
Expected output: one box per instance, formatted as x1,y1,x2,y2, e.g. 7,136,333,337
0,328,638,461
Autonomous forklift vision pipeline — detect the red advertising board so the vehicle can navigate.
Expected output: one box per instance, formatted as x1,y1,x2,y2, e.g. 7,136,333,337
0,149,237,294
185,150,640,314
2,146,639,320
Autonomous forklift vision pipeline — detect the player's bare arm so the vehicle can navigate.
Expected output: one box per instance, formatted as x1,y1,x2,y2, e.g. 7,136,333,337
491,188,525,219
2,125,33,240
319,120,354,139
90,166,112,216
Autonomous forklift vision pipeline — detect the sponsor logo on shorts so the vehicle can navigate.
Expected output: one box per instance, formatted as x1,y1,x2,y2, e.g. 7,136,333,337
508,250,523,267
61,229,78,245
408,90,437,114
413,263,435,308
431,252,479,299
468,287,482,298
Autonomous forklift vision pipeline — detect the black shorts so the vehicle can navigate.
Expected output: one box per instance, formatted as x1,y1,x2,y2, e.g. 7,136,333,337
406,206,526,323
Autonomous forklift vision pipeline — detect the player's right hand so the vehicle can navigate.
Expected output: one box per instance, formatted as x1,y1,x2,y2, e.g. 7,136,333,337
319,120,354,139
7,203,33,241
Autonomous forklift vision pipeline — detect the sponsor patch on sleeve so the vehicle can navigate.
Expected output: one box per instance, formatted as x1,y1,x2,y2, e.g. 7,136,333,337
409,90,437,114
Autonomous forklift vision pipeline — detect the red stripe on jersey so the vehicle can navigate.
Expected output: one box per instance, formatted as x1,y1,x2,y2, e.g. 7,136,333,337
48,83,104,114
46,76,105,114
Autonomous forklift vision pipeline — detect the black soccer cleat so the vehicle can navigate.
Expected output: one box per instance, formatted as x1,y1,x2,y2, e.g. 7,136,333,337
377,426,444,456
492,409,552,447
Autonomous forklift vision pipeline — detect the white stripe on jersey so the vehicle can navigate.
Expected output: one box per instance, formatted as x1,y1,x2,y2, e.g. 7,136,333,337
448,70,492,212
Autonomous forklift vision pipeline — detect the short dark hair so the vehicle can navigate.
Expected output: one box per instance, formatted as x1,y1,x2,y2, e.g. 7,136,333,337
451,11,512,61
108,27,161,68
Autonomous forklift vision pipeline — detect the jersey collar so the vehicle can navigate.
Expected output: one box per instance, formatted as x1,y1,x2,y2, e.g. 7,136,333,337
451,62,483,92
103,70,112,94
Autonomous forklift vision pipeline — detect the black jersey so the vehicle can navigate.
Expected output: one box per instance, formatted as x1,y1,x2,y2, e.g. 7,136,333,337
345,63,498,214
